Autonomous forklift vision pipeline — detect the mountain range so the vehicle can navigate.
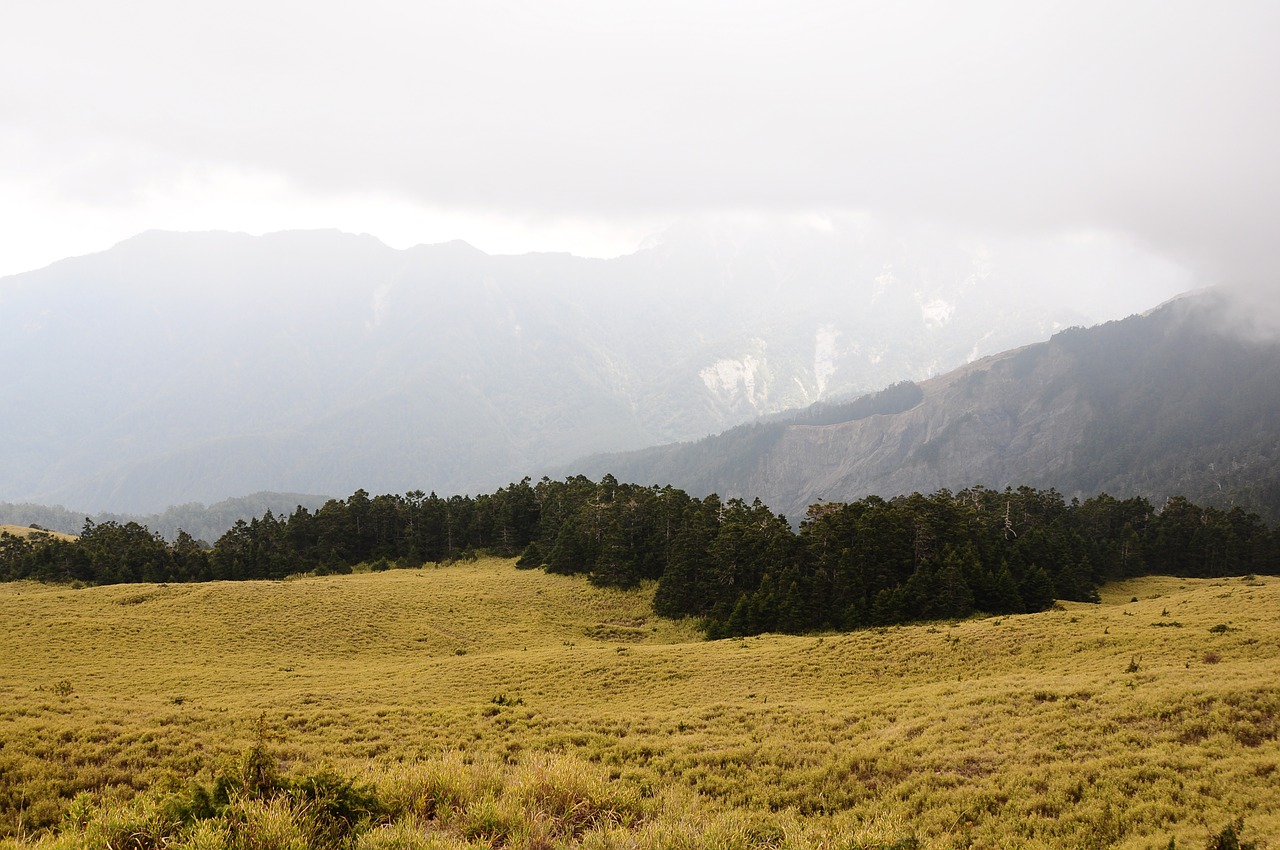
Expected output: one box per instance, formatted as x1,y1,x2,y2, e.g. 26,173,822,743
1,218,1184,514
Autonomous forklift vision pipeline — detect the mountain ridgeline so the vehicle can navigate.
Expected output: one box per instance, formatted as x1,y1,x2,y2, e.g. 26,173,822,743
569,292,1280,524
0,223,1183,513
3,477,1275,637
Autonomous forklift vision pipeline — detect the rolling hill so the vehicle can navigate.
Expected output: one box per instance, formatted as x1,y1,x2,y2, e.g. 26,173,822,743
0,524,75,541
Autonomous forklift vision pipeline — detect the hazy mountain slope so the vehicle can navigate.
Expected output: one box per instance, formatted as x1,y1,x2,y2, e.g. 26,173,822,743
0,221,1188,512
570,293,1280,522
0,492,331,543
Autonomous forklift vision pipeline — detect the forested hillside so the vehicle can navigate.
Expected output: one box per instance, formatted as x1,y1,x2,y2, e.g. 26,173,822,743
4,476,1274,637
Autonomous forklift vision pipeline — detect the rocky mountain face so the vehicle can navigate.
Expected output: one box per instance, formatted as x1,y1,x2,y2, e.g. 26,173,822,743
0,221,1188,513
569,293,1280,523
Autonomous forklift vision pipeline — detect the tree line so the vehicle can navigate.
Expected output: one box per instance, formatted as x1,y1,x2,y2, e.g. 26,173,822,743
2,477,1276,635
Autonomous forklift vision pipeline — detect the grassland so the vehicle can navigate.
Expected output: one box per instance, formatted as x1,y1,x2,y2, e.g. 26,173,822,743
0,526,75,542
0,559,1276,848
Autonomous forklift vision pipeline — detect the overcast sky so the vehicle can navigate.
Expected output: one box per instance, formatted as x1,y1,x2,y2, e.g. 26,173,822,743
2,0,1277,299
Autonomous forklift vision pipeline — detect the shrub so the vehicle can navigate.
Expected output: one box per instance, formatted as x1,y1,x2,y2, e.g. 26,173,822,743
1205,818,1258,850
291,768,386,845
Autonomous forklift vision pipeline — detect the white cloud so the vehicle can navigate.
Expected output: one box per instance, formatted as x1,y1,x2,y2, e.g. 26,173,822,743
2,0,1277,291
0,164,661,277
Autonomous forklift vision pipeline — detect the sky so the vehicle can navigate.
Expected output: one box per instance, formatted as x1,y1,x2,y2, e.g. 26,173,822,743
2,0,1278,305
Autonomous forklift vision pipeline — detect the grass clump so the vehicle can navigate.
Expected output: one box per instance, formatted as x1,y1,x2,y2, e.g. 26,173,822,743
28,719,388,849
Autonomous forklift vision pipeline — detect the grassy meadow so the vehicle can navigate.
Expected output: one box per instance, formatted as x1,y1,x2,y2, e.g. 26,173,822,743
0,527,75,542
0,558,1276,848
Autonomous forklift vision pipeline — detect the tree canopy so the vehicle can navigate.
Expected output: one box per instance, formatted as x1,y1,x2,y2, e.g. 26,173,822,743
3,477,1276,637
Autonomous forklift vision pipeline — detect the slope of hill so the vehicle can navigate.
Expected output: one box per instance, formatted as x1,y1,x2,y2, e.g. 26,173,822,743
0,524,75,541
0,220,1188,513
1,562,1276,847
569,292,1280,522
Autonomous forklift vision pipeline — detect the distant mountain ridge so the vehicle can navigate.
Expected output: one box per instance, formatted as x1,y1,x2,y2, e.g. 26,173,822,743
0,492,331,543
0,220,1188,512
567,292,1280,523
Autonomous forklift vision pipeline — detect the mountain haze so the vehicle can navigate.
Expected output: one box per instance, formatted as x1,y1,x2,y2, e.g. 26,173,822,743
569,293,1280,522
1,220,1189,513
0,492,331,544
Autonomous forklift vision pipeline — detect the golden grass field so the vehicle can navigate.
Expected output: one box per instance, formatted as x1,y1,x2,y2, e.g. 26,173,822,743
0,558,1276,848
0,527,76,542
